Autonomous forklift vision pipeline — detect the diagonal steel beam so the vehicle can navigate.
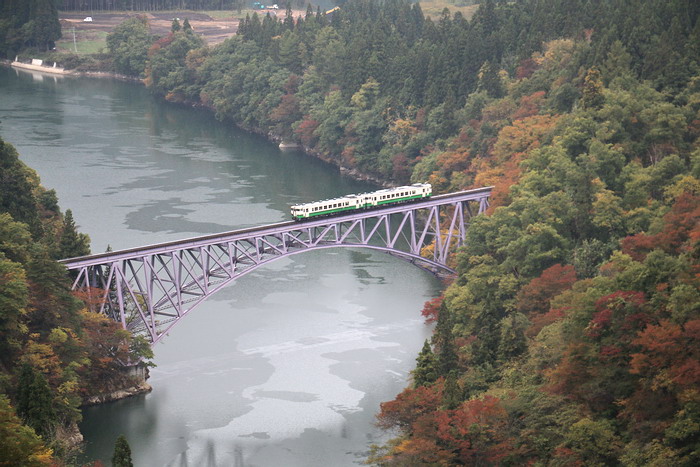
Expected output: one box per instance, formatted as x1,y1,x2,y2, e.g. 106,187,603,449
61,187,492,344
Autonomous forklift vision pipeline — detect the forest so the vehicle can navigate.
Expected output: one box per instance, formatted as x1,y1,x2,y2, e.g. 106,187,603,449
0,140,153,463
1,0,699,464
133,0,700,463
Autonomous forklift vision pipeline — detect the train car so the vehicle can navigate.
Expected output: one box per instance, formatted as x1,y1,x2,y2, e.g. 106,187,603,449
291,183,431,220
366,183,432,207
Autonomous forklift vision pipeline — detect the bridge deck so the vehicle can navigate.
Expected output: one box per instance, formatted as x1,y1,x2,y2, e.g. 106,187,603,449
60,186,493,269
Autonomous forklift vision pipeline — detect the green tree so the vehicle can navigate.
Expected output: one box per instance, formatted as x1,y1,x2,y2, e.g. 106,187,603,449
0,138,41,238
24,0,61,51
412,339,437,388
106,16,154,77
57,209,90,260
0,395,53,466
0,212,33,264
112,434,134,467
442,371,462,410
582,67,605,110
0,255,28,366
478,61,504,98
16,364,56,440
433,303,458,375
564,418,622,466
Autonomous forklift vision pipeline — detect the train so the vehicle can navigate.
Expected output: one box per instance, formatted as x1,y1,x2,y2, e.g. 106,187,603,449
290,183,432,220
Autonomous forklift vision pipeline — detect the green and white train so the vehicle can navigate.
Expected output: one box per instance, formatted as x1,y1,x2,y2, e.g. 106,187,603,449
290,183,432,220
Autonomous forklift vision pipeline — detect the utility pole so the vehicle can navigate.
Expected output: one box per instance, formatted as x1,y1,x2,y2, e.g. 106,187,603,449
72,27,77,53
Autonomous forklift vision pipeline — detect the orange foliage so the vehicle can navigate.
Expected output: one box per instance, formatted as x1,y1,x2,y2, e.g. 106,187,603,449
436,150,470,173
72,287,109,314
472,114,559,209
512,91,546,120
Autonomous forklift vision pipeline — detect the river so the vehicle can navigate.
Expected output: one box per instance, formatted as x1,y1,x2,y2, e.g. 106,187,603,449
0,66,440,466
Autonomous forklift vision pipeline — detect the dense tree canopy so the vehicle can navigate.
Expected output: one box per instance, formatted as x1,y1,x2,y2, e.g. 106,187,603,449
0,0,61,55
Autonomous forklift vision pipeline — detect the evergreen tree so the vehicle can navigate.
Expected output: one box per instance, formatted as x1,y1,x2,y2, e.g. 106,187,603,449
57,209,90,260
112,434,133,467
412,339,438,388
0,138,42,238
442,371,462,410
478,60,504,98
582,67,605,109
16,364,56,440
26,0,62,51
433,303,458,375
182,18,192,32
171,18,181,33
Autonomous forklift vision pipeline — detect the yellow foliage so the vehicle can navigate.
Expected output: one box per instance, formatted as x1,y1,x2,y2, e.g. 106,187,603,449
22,341,61,379
535,38,576,70
664,175,700,201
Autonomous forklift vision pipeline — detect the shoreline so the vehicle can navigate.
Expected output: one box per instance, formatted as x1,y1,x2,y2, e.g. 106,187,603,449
1,59,392,187
2,59,143,83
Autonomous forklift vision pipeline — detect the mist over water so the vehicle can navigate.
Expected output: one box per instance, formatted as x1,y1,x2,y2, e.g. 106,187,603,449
0,66,440,466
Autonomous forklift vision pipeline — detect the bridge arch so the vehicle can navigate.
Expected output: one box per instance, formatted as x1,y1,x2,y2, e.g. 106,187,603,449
61,187,491,344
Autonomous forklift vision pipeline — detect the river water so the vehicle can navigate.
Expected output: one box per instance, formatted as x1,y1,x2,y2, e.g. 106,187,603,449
0,67,440,466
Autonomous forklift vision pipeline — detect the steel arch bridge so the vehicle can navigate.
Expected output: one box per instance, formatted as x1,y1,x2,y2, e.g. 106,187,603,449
60,187,492,344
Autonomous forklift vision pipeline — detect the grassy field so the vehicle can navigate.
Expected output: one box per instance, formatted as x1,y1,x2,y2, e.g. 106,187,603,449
56,29,107,54
419,0,480,20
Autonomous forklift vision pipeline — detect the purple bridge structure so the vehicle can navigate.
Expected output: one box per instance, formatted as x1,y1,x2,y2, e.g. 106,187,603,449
60,187,492,344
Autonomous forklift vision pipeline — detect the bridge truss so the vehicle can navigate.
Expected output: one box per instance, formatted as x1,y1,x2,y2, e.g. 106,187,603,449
61,187,491,344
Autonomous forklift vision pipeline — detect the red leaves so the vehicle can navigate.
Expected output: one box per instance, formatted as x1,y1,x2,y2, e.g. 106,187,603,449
378,386,514,465
293,118,319,147
518,264,577,316
420,296,443,323
516,58,539,80
622,192,700,261
630,319,700,390
587,291,648,339
377,374,514,463
545,343,594,400
377,382,443,433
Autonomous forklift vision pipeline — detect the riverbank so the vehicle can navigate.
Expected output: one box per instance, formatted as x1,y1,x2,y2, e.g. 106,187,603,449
4,57,392,187
11,58,68,74
81,381,152,406
2,59,143,82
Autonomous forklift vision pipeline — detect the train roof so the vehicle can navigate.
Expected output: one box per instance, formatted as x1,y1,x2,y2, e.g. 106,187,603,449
290,183,431,208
